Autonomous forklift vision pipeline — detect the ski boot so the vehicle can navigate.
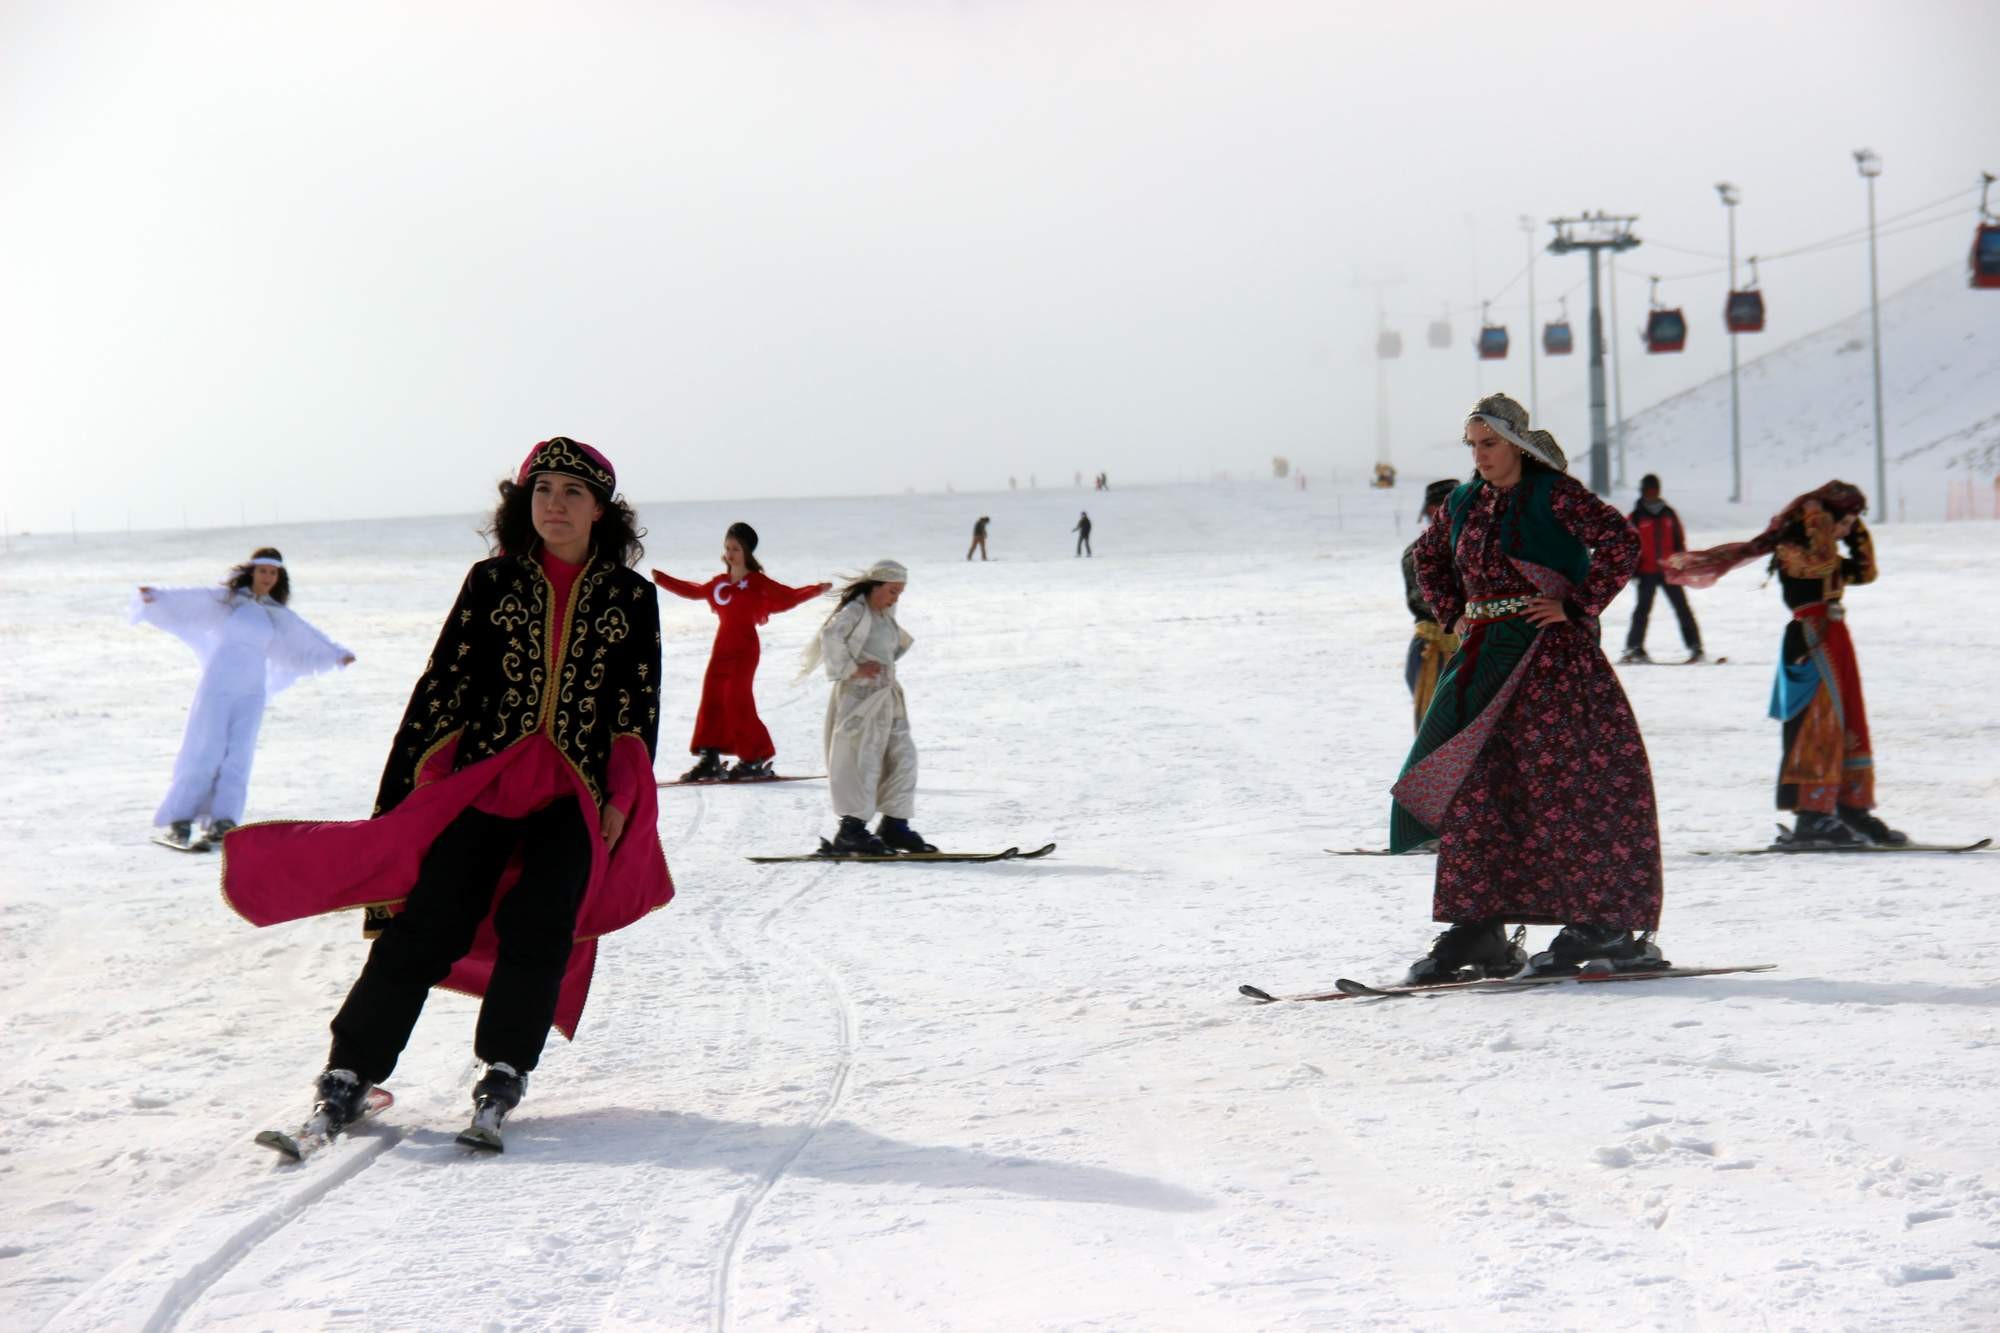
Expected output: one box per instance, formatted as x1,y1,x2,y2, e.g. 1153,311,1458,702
1837,805,1907,847
1788,810,1865,848
153,816,202,844
255,1067,389,1160
727,757,775,782
458,1062,525,1153
1618,646,1650,665
679,749,726,783
1682,649,1705,664
1527,925,1667,976
206,818,237,843
1401,920,1526,986
311,1067,375,1134
828,816,890,857
876,816,937,853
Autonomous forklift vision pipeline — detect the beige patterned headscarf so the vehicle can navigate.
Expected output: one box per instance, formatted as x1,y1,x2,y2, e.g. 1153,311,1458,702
1467,393,1567,474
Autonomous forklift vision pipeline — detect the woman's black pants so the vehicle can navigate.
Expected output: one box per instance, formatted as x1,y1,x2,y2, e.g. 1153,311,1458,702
328,801,592,1084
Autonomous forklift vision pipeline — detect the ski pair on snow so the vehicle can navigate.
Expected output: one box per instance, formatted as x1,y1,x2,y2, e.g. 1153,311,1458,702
1699,826,1991,856
255,1088,515,1161
1238,962,1778,1004
747,840,1057,864
1337,835,1989,857
658,773,826,788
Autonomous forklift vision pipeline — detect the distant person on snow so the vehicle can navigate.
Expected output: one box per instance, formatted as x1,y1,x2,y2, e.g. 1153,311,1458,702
221,437,673,1149
802,561,933,856
653,523,828,783
967,515,990,562
1073,511,1093,557
1392,394,1666,984
132,548,354,850
1400,479,1462,732
1619,474,1703,664
1667,480,1903,848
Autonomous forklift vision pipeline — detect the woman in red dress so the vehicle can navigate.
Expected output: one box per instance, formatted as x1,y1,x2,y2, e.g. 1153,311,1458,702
653,522,829,782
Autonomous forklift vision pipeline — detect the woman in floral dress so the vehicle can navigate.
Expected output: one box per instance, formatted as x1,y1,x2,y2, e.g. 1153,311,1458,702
1389,394,1665,983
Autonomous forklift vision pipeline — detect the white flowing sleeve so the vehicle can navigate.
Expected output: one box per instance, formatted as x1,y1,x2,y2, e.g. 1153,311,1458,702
130,586,232,663
819,600,865,682
263,606,354,695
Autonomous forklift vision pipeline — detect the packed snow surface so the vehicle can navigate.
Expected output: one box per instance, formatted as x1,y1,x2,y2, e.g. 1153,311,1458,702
2,480,1997,1331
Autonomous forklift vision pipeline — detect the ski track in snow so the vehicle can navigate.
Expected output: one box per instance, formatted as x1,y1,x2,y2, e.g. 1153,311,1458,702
5,482,2000,1330
709,861,851,1332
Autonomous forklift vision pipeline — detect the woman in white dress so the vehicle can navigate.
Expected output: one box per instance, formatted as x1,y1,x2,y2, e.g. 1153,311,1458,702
133,547,354,848
803,560,933,855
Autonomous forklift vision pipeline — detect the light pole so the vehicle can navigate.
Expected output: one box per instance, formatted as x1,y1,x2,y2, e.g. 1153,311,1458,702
1717,182,1743,503
1607,257,1628,487
1520,215,1539,420
1854,148,1886,515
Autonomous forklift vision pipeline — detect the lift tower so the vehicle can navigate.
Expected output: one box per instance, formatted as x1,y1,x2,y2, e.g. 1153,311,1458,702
1547,213,1641,496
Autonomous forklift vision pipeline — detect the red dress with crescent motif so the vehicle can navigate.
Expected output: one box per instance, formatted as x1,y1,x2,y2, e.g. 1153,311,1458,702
653,571,826,760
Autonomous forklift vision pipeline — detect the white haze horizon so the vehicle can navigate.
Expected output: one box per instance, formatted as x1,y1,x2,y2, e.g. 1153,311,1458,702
4,0,1998,535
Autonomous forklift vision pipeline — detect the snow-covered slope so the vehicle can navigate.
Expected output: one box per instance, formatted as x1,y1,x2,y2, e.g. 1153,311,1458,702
3,481,1997,1330
1390,265,2000,528
1619,266,1999,525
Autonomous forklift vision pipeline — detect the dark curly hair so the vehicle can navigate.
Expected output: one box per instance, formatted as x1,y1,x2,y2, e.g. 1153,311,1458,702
486,480,646,567
225,547,291,604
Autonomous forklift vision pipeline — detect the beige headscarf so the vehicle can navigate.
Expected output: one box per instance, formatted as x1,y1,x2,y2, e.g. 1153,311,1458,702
795,562,909,681
1468,393,1567,474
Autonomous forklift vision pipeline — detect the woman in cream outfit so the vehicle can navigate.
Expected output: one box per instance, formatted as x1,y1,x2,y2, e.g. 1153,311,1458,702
804,560,933,855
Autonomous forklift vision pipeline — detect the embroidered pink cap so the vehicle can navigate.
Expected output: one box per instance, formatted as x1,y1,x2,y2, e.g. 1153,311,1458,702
516,436,617,496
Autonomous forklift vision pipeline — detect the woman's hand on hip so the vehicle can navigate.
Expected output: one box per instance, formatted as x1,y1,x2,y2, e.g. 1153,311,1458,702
1523,597,1570,628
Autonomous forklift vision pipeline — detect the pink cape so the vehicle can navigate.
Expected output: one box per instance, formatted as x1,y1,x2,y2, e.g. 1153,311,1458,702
219,735,673,1039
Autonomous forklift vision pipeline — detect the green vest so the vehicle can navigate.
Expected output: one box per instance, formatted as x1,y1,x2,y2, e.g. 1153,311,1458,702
1445,470,1591,589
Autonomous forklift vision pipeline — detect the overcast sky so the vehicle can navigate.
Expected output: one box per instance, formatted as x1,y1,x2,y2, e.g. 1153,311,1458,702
4,0,1996,533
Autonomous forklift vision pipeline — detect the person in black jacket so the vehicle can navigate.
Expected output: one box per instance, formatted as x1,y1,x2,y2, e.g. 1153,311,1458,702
1620,474,1703,663
1073,511,1093,557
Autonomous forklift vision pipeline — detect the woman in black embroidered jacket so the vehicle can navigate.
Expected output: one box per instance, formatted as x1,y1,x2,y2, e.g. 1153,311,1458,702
223,436,671,1143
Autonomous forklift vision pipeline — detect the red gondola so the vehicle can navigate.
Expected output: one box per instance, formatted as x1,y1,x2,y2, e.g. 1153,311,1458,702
1378,329,1404,359
1973,173,2000,290
1644,276,1686,354
1975,226,2000,290
1477,303,1508,360
1543,298,1573,355
1725,257,1765,332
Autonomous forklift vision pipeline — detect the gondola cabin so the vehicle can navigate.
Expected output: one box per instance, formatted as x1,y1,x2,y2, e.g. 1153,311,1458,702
1377,329,1404,359
1725,289,1765,332
1973,223,2000,289
1477,324,1509,360
1644,308,1687,353
1542,320,1574,355
1427,317,1452,349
